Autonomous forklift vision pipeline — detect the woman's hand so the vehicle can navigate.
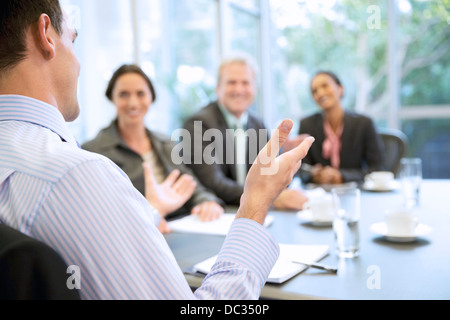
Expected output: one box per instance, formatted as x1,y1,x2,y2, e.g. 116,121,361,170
312,166,343,184
191,201,224,222
144,164,197,216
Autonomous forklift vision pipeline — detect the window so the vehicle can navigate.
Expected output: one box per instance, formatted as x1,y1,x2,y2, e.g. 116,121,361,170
63,0,220,143
62,0,134,141
225,1,263,115
228,1,261,60
398,0,450,178
270,0,389,129
270,0,450,178
136,0,219,132
62,0,449,179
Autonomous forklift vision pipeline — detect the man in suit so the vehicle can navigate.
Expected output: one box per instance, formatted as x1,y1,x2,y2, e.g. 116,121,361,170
183,55,309,210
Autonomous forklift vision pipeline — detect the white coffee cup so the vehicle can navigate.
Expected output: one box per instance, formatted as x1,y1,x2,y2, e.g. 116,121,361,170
303,194,334,221
385,210,418,236
367,171,394,188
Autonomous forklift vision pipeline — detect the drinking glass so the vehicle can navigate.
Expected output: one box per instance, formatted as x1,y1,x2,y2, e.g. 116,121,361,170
398,158,422,208
332,186,361,258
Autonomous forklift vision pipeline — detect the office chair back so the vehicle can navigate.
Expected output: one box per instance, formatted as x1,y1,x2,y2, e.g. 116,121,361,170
379,128,408,176
0,224,80,300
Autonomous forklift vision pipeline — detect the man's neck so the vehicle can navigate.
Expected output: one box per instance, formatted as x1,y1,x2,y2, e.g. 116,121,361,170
0,63,56,109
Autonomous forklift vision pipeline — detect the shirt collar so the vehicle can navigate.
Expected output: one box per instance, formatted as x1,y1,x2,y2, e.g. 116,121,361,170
217,102,248,130
0,95,79,147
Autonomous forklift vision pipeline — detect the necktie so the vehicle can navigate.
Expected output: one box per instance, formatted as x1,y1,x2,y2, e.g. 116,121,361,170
235,120,247,185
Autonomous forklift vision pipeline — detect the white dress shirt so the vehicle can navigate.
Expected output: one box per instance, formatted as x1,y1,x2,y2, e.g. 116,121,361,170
217,104,249,185
0,95,279,300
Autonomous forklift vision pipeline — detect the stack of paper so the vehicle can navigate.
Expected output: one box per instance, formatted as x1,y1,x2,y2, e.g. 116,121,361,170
193,244,330,284
168,213,274,236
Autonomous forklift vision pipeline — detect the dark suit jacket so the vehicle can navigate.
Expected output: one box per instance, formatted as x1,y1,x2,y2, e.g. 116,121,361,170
82,120,224,218
182,102,268,205
299,111,384,183
0,224,80,300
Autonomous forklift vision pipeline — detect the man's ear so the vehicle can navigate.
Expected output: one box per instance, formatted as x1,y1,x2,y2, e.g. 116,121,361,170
35,14,56,60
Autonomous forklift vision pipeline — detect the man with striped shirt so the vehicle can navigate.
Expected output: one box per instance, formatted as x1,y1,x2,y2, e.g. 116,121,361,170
0,0,314,299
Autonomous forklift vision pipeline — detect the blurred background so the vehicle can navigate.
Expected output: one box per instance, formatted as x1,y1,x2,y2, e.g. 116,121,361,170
61,0,450,179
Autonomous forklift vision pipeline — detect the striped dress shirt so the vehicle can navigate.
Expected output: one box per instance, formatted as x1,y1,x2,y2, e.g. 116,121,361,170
0,95,279,300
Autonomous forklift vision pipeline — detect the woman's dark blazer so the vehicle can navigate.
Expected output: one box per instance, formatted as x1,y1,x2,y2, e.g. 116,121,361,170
299,111,384,183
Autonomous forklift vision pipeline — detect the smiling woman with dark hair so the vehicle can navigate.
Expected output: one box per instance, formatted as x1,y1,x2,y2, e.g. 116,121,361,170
83,64,225,227
298,71,384,185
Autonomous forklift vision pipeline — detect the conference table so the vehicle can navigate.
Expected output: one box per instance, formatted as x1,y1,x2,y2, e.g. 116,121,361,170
164,180,450,300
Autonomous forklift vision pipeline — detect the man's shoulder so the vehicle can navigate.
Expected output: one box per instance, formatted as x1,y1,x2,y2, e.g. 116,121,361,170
2,124,114,183
184,102,220,122
247,111,266,130
45,143,116,183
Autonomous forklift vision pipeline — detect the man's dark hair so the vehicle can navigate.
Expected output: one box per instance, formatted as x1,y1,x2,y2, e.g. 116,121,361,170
0,0,64,72
105,64,157,103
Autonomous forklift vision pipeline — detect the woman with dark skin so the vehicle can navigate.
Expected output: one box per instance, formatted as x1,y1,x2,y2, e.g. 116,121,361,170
299,71,384,185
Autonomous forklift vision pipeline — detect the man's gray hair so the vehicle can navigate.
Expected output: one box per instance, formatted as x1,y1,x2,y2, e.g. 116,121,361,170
217,52,260,84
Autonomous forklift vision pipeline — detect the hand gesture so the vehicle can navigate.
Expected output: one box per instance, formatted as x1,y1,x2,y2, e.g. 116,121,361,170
143,163,197,216
283,134,312,153
236,120,315,225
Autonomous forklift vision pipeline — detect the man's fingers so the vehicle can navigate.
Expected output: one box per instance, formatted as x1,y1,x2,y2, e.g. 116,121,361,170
258,119,294,165
290,136,315,163
277,120,294,147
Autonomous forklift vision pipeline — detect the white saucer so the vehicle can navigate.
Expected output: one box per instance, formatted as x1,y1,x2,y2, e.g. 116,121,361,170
362,181,400,192
297,210,333,227
370,222,432,242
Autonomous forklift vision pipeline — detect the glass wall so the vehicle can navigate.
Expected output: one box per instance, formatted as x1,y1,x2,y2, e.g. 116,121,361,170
62,0,221,142
398,0,450,178
271,0,450,178
136,0,219,133
62,0,449,179
271,0,389,129
61,0,134,141
226,1,263,115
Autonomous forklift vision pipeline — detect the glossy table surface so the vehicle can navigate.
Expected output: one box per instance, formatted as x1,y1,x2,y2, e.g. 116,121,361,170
165,180,450,300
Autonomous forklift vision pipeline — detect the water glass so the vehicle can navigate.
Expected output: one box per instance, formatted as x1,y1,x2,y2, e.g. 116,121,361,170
399,158,422,208
332,187,361,258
